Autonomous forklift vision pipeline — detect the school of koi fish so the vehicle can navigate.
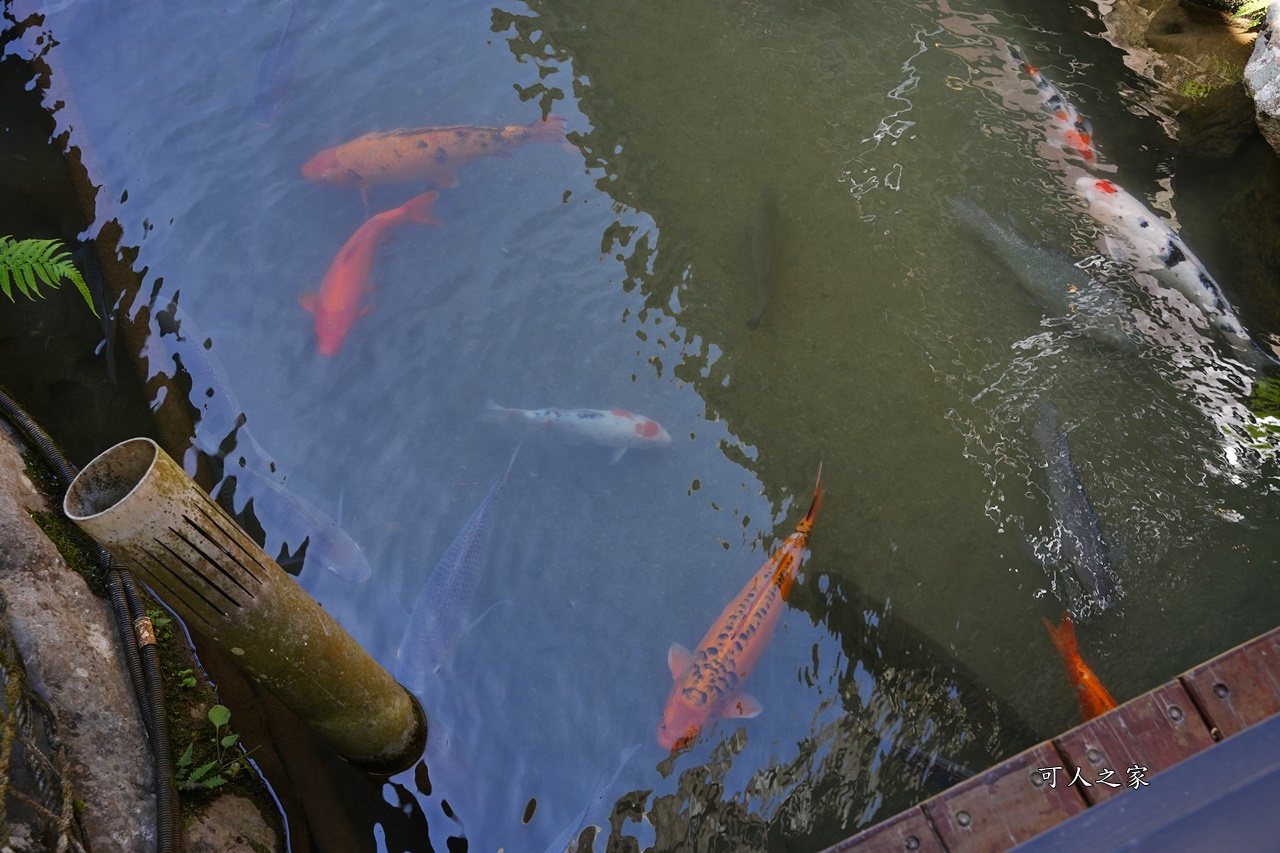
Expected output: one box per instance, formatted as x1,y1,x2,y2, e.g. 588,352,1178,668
164,18,1278,850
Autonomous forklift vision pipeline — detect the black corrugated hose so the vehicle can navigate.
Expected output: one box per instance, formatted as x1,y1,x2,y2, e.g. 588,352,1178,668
0,387,181,853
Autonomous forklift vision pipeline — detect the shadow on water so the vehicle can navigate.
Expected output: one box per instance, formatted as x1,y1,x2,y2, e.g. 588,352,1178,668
7,0,1280,850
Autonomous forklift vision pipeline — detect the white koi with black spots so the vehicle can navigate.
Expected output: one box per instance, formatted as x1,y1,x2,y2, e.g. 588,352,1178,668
1075,176,1279,367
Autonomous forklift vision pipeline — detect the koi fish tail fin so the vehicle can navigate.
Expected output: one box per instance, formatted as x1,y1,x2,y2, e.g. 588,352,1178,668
1041,611,1079,662
401,191,441,226
801,463,824,530
479,400,515,424
529,113,568,144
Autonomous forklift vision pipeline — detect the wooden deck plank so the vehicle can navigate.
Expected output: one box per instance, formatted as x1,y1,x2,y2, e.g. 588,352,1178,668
1053,680,1215,805
823,625,1280,852
1181,631,1280,738
819,807,944,853
920,742,1087,853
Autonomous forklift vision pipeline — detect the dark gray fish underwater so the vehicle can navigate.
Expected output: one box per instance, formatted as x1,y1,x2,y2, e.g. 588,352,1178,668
1032,400,1119,611
748,187,778,331
75,243,118,383
950,197,1141,352
251,0,311,129
395,446,520,695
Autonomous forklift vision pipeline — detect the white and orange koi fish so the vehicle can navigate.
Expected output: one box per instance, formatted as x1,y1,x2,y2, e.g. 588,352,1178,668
1011,46,1098,165
657,466,823,752
481,402,671,464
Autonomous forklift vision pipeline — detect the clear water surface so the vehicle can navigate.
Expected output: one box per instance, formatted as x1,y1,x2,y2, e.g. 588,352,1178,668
9,0,1280,850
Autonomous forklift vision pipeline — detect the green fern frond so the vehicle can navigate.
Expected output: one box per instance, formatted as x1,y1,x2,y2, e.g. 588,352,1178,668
1234,0,1271,25
0,236,97,316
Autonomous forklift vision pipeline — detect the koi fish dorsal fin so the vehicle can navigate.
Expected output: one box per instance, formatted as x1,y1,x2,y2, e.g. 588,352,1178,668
802,463,824,529
668,643,692,680
1042,611,1079,661
721,693,762,719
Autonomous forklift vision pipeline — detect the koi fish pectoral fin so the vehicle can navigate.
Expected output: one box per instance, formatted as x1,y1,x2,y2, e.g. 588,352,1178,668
668,643,692,680
359,304,374,317
1101,234,1133,265
299,293,318,313
609,446,628,465
464,599,509,636
720,693,763,719
432,171,459,189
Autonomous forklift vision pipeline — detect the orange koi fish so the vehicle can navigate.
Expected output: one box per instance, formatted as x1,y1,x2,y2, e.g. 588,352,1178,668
301,115,568,190
299,191,439,355
1010,46,1097,164
1043,611,1117,721
658,467,824,752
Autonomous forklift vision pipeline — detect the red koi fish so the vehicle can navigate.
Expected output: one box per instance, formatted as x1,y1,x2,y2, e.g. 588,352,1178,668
301,115,568,190
1043,611,1117,721
299,191,439,355
1010,46,1097,164
658,467,824,752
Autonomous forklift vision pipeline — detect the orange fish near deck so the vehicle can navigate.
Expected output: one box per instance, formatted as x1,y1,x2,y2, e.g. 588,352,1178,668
1043,611,1117,721
300,191,439,355
658,467,824,752
301,115,569,190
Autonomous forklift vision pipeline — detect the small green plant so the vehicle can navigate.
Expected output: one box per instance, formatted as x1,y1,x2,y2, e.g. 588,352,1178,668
175,704,255,791
1179,78,1215,101
1234,0,1271,27
0,235,96,315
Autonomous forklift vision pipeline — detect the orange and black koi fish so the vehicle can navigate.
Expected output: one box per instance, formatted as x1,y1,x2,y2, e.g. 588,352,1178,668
301,115,569,190
1010,46,1097,164
1043,611,1117,721
658,466,824,752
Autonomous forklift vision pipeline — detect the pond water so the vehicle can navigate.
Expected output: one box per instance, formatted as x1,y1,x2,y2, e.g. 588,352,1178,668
8,0,1280,850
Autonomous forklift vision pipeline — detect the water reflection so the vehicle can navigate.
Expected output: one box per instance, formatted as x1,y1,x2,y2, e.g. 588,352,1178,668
7,0,1280,849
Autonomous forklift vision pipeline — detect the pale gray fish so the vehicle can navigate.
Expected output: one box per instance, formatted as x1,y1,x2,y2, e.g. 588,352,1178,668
950,197,1141,352
149,298,274,468
747,187,778,331
150,299,370,583
251,0,311,129
220,465,372,584
396,446,520,694
1074,176,1279,368
542,743,640,853
1032,400,1118,610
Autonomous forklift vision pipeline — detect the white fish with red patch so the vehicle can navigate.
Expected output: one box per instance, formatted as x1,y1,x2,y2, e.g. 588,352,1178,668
1010,46,1098,165
481,402,672,463
1075,176,1279,367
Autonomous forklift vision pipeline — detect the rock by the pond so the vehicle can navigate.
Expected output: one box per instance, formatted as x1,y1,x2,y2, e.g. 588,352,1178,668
184,794,283,853
1246,1,1280,157
1090,0,1259,158
0,420,154,852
